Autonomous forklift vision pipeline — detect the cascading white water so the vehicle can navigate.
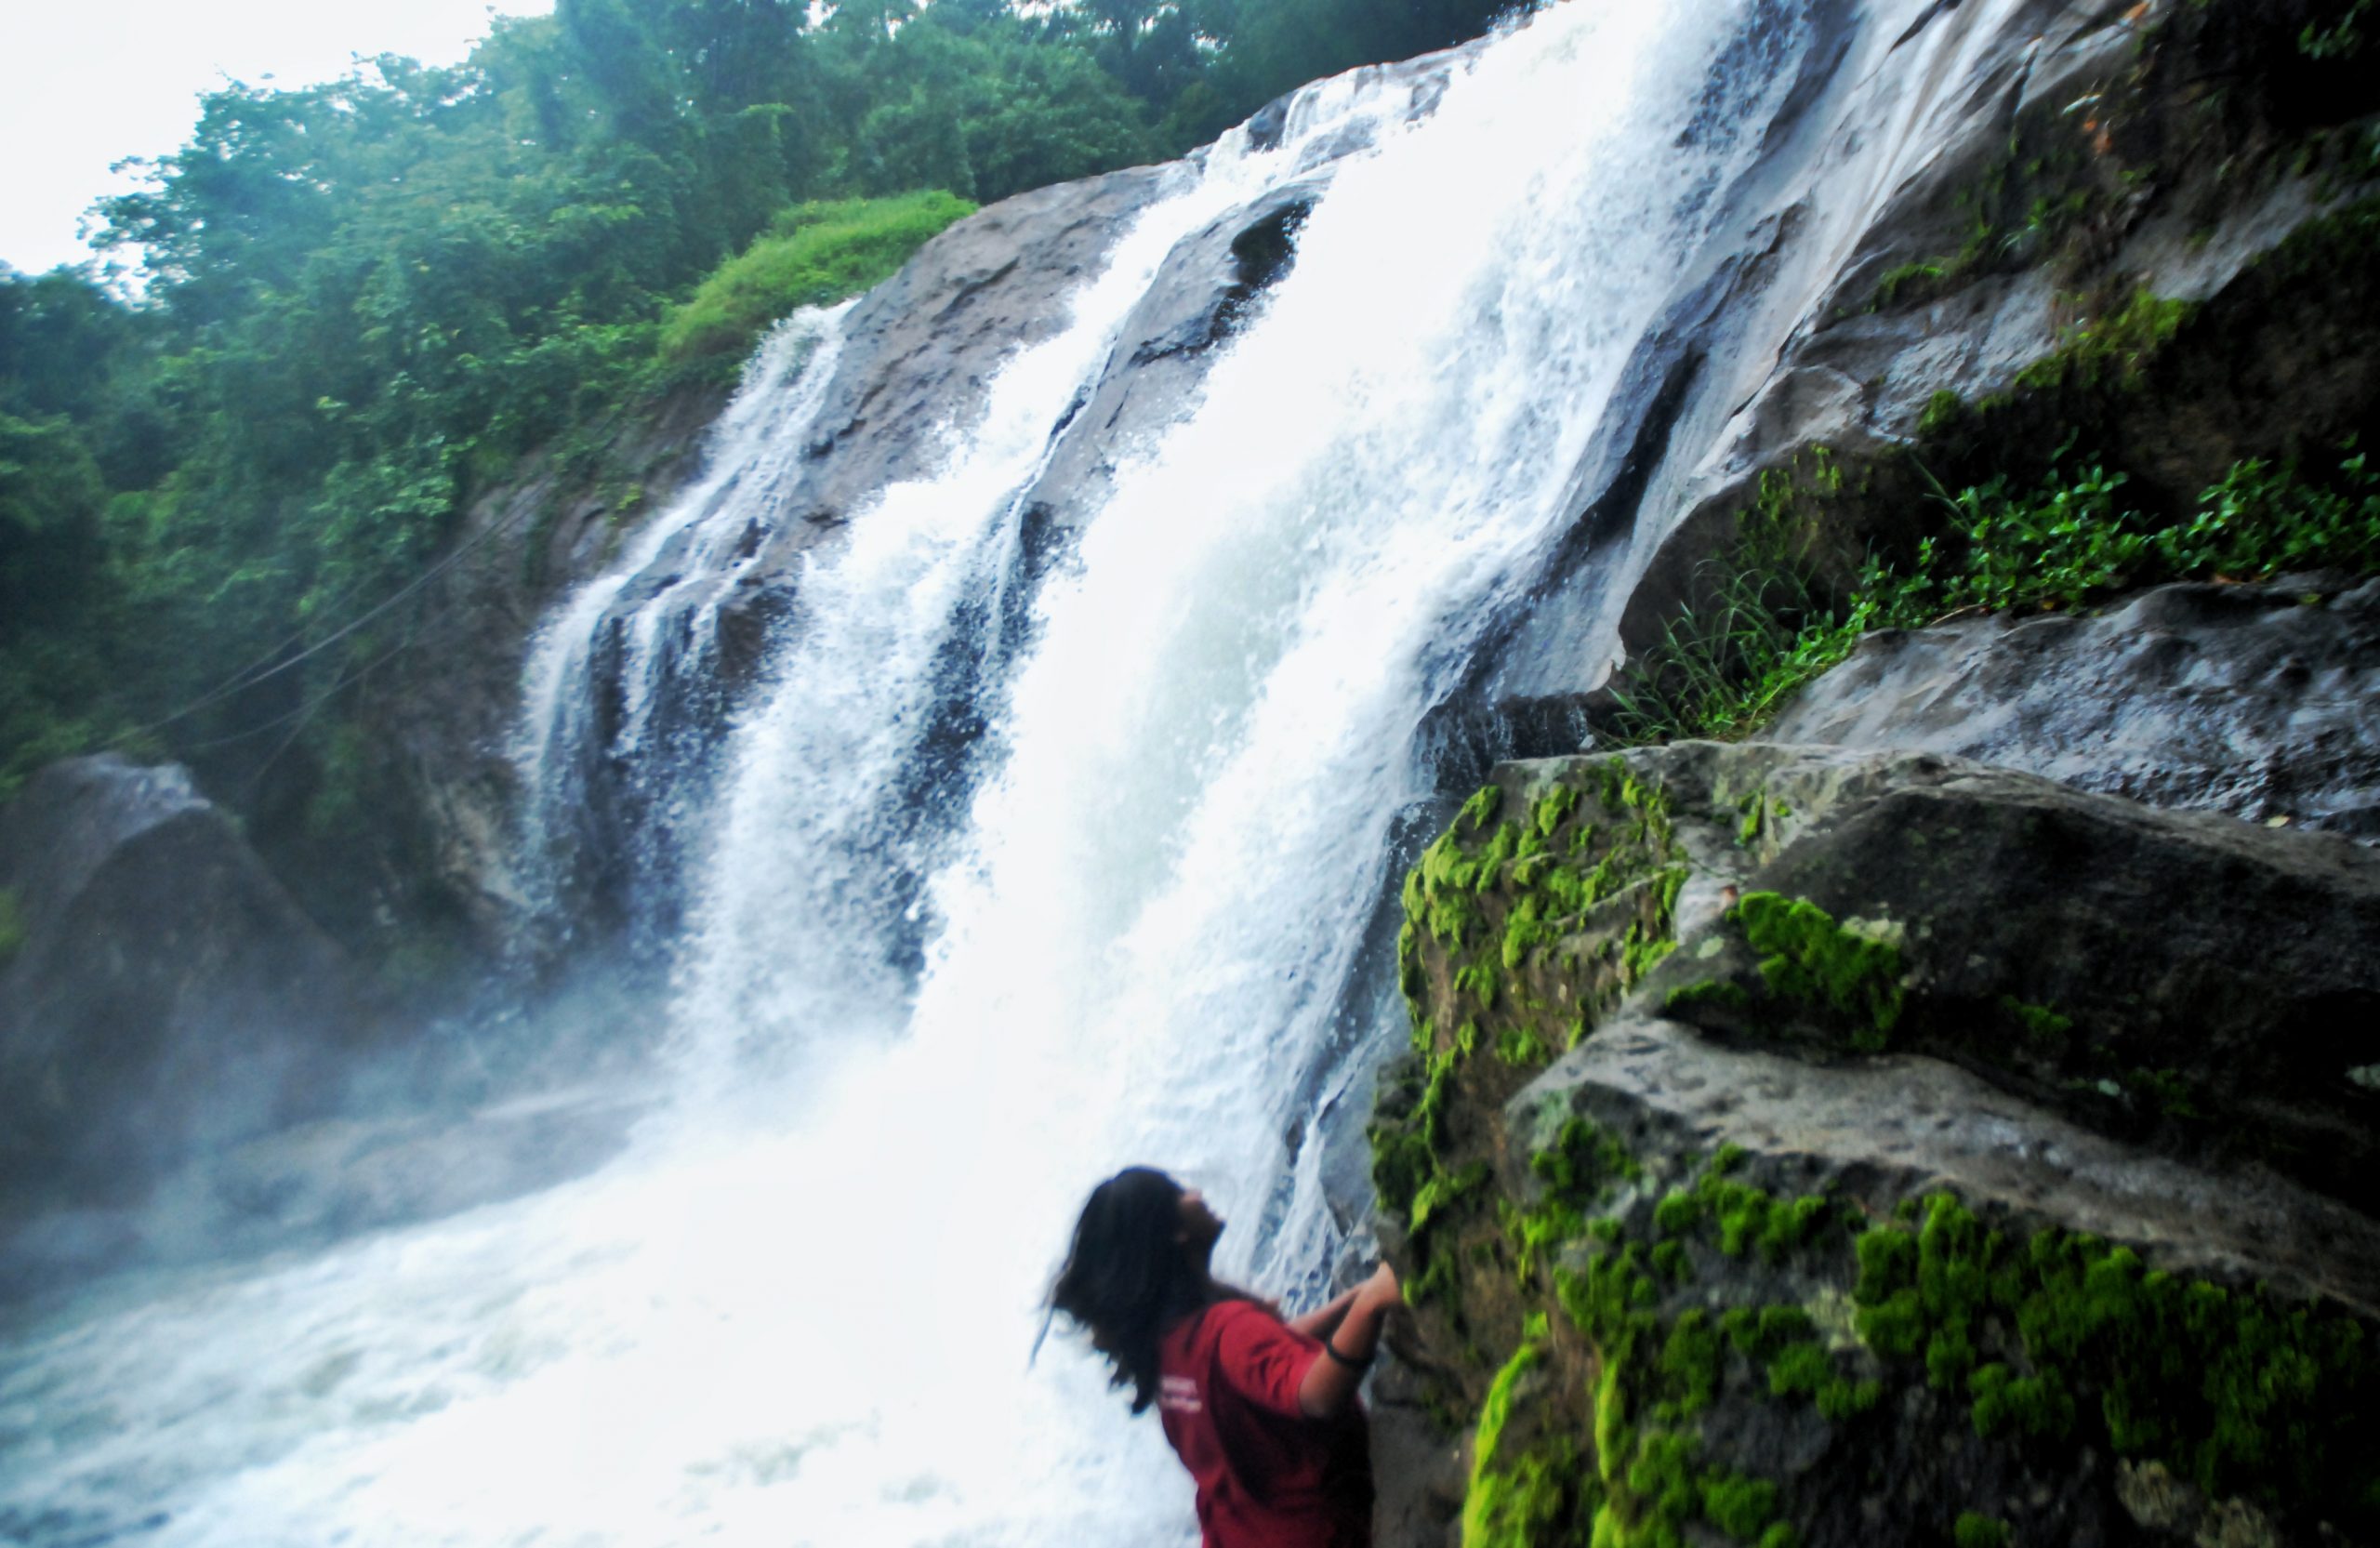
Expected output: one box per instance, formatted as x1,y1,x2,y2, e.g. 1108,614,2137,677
509,304,853,931
0,5,1829,1543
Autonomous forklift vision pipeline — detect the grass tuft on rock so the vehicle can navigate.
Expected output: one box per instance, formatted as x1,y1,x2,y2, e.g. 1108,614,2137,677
656,192,976,368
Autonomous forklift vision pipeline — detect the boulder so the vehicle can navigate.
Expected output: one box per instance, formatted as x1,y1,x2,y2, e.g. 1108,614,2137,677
1368,742,2379,1548
1767,576,2380,838
0,756,383,1209
1632,741,2380,1209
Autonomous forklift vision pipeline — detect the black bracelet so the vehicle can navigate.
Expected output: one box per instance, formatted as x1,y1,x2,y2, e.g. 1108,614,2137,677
1323,1340,1374,1369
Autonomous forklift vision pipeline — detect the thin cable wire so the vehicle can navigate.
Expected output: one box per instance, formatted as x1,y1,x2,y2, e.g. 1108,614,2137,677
108,469,556,747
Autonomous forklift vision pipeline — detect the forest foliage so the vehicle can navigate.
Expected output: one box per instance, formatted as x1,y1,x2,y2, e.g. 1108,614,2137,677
0,0,1523,815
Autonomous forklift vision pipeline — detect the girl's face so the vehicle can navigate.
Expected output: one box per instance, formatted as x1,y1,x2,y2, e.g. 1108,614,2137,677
1174,1187,1223,1254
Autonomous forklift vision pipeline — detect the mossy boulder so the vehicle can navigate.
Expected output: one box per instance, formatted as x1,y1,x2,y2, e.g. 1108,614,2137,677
1633,743,2380,1208
1370,743,2380,1548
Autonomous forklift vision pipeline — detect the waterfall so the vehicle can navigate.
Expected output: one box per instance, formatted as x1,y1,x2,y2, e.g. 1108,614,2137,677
509,306,853,949
0,3,1844,1543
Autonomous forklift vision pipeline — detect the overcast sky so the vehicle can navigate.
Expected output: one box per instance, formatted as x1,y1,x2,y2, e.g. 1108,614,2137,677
1,0,555,276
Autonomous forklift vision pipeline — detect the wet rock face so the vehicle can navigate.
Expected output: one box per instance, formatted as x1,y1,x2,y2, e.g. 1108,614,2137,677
1635,741,2380,1208
1367,743,2379,1548
0,756,382,1210
1766,576,2380,838
1492,0,2380,728
767,165,1182,542
1012,180,1327,540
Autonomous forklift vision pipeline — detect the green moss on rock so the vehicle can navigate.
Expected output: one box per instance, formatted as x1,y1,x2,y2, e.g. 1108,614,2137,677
1729,892,1906,1052
1852,1193,2380,1525
1951,1513,2010,1548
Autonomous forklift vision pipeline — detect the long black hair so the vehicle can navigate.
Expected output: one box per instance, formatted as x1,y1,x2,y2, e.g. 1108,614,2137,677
1045,1167,1246,1413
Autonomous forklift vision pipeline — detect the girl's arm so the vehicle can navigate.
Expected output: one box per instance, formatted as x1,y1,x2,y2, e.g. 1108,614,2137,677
1286,1286,1360,1341
1296,1262,1401,1419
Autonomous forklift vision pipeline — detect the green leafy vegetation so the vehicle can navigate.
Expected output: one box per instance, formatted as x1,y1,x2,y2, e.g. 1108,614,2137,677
1608,437,2380,748
2301,0,2373,59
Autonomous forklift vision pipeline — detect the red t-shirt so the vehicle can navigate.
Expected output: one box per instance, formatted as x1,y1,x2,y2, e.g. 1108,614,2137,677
1156,1300,1372,1548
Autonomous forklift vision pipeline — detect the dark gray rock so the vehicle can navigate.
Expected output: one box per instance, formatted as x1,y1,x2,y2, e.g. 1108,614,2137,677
1528,1011,2380,1321
301,382,730,959
0,756,383,1209
1504,1012,2376,1546
1013,179,1329,540
1628,739,2380,1211
1370,738,2380,1548
0,1082,645,1303
764,165,1181,542
1766,576,2380,838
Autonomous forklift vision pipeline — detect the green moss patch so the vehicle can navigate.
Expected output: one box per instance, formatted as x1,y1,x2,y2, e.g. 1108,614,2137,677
1661,892,1906,1054
1400,1094,2380,1548
1374,758,1697,1309
1853,1193,2380,1528
1733,893,1905,1051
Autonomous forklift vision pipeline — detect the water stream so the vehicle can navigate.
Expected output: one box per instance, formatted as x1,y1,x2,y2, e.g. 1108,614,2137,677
0,4,1834,1542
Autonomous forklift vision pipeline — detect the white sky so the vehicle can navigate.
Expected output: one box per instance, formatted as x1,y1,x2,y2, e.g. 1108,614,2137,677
0,0,555,275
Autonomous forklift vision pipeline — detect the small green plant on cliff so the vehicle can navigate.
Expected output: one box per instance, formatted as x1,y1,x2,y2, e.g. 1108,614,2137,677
1606,465,1881,746
0,886,25,967
2008,292,2196,396
1910,461,2147,613
2149,444,2380,577
1609,437,2380,747
2301,0,2373,58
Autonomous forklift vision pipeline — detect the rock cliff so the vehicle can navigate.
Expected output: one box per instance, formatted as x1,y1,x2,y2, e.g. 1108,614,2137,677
1369,746,2379,1547
0,757,384,1208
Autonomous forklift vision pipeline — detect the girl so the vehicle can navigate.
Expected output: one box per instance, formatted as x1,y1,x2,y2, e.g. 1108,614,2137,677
1047,1167,1401,1548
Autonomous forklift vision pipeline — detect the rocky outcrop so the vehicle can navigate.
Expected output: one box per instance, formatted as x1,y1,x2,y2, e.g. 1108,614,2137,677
1765,576,2380,839
1368,743,2378,1548
0,756,385,1208
1476,0,2380,735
